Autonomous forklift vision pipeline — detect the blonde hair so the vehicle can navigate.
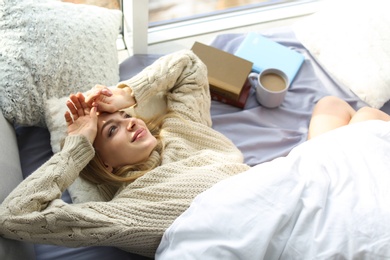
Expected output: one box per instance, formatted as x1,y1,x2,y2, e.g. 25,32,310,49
80,112,168,189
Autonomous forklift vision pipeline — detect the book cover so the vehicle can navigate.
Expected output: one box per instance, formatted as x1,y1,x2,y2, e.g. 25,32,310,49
235,32,304,84
191,41,253,106
210,78,252,108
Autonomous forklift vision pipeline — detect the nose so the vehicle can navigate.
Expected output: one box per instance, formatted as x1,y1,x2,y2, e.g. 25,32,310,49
126,117,136,131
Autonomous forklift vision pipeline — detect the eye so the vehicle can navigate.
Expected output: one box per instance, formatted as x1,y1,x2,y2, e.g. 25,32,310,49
108,125,117,137
123,113,131,118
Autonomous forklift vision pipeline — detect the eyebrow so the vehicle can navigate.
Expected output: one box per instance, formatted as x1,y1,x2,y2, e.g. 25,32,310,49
100,118,115,136
100,112,125,136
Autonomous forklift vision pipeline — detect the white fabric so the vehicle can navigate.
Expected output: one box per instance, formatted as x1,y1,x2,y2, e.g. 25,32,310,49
293,0,390,108
157,120,390,259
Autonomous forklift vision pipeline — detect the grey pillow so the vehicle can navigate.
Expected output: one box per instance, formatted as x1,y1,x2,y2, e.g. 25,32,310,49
0,111,36,259
0,0,121,126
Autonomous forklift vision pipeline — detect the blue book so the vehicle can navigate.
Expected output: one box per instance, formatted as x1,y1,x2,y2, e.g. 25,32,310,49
235,32,304,84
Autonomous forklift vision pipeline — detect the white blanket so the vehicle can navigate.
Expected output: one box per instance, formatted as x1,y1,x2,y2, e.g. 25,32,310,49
156,120,390,259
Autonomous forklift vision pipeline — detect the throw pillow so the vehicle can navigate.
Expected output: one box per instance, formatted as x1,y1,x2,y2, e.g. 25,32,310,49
0,0,122,126
293,0,390,108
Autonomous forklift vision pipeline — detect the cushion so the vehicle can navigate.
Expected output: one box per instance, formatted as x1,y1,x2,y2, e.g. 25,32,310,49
293,0,390,108
0,111,36,259
0,0,121,126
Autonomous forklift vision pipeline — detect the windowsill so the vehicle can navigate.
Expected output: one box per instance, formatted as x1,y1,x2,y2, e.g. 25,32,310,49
147,0,322,44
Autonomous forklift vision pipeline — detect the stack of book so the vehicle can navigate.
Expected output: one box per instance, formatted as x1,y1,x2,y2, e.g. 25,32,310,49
191,33,304,108
191,42,253,108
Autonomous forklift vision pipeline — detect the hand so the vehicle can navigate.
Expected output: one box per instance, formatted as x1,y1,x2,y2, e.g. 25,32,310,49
85,84,136,113
64,93,98,144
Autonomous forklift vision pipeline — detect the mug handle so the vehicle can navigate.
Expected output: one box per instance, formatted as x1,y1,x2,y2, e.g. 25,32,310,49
248,72,259,87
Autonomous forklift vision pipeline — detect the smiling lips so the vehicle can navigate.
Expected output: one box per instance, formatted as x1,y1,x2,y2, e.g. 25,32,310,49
132,128,145,142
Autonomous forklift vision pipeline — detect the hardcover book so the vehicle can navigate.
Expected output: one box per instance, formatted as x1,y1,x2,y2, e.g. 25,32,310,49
235,32,304,84
191,41,253,108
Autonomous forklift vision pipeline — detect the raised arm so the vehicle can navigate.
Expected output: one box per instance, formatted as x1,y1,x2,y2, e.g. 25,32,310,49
118,49,211,126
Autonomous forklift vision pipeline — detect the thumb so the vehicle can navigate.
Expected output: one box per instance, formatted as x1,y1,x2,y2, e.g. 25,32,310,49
90,106,98,122
87,106,99,144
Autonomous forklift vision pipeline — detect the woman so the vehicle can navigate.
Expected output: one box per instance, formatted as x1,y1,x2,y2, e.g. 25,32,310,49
0,49,389,258
0,50,250,258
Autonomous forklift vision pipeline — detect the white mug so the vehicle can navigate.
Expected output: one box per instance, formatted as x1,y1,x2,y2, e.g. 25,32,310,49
249,68,289,108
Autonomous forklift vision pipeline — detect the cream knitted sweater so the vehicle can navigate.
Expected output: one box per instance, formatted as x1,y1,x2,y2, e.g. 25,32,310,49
0,50,250,257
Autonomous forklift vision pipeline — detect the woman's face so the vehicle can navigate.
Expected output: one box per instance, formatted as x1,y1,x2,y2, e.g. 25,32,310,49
93,111,157,171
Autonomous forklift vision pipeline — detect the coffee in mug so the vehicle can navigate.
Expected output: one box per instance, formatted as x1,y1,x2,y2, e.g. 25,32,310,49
260,72,286,92
249,68,289,108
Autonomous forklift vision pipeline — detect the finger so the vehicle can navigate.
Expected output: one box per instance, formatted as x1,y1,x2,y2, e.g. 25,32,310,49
70,94,84,117
64,111,73,126
76,92,85,102
85,93,97,107
90,106,98,126
93,84,106,91
70,94,82,110
85,90,104,107
76,93,89,111
90,105,98,119
66,99,77,116
101,87,112,96
68,97,80,120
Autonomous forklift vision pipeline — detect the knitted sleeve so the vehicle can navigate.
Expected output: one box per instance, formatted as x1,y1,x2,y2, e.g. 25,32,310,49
0,136,120,248
0,135,93,215
118,50,212,126
0,136,94,235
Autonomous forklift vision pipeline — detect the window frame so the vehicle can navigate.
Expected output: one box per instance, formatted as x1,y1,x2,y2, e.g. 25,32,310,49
122,0,322,54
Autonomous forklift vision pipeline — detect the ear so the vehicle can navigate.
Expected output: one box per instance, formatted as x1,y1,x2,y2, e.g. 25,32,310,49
104,163,113,173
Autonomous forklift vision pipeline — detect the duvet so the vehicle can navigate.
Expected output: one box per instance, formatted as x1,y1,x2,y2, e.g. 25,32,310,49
156,120,390,259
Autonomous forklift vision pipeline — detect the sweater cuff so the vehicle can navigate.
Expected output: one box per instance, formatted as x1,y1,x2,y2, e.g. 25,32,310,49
63,135,95,171
118,75,150,106
116,84,137,116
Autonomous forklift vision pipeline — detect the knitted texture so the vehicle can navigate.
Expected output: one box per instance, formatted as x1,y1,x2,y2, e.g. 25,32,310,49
0,0,121,126
0,50,251,257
